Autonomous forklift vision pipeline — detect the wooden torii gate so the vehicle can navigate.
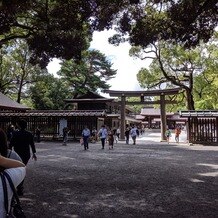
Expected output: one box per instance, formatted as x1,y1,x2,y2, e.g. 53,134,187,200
105,88,181,141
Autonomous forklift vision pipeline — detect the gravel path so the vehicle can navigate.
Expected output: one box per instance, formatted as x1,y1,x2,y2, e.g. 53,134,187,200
21,137,218,218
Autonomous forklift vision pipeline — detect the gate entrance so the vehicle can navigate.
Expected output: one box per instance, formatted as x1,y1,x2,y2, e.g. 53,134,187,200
105,88,182,141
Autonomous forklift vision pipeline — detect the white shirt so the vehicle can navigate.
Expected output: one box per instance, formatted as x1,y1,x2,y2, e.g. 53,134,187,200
82,128,91,137
0,167,26,218
130,127,137,137
98,128,108,138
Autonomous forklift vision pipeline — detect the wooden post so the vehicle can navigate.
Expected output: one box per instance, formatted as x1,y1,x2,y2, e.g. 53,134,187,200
160,93,167,141
216,117,218,143
120,95,126,141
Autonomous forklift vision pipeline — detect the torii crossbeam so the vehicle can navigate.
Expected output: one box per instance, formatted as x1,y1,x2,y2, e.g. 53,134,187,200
105,88,182,141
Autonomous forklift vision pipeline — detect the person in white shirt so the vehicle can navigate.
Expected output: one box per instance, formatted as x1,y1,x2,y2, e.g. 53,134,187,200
82,126,91,150
130,124,138,145
0,155,26,218
98,125,108,149
116,128,120,140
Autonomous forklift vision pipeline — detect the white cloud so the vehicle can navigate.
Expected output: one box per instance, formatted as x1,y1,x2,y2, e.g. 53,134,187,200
47,30,151,91
90,30,151,91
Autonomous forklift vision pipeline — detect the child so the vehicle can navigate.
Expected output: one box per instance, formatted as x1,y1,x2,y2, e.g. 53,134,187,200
108,130,114,150
165,128,172,144
175,126,181,143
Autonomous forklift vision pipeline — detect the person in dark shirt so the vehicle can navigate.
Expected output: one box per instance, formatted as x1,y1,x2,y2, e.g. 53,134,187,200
9,119,37,195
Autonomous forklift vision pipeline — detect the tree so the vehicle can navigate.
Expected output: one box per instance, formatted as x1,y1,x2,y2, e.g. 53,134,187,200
132,35,218,110
30,74,71,109
2,1,215,68
0,44,15,94
0,0,139,67
0,40,44,103
58,49,117,98
109,0,218,49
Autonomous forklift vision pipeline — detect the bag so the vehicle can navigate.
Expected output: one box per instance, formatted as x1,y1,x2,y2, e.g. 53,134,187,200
0,171,26,218
12,203,26,218
80,138,84,145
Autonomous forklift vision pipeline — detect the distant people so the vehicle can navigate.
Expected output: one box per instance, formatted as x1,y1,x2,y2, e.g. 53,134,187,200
7,124,15,143
116,127,120,140
112,128,118,143
125,124,130,144
9,119,37,196
136,127,140,137
175,126,181,143
63,127,70,145
0,128,22,162
82,126,91,150
0,155,26,218
130,124,138,145
98,125,108,149
165,127,172,144
91,128,97,143
35,127,41,143
108,130,114,150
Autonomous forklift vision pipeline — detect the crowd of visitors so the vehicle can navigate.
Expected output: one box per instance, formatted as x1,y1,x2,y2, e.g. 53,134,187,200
0,118,183,217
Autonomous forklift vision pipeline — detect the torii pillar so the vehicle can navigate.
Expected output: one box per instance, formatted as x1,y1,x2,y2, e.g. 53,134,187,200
160,93,167,141
120,95,126,141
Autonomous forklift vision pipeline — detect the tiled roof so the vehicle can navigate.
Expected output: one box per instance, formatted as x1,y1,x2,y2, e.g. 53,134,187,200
180,110,218,117
0,92,29,111
0,110,106,117
141,108,173,116
65,98,114,103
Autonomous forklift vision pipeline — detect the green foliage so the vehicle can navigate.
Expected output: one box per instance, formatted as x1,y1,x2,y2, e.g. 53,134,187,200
110,0,217,49
58,49,117,97
126,97,145,113
135,34,218,110
0,0,139,67
0,39,44,103
30,74,71,110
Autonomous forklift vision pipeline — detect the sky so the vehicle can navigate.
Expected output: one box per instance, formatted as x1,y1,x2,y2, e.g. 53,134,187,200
47,29,151,92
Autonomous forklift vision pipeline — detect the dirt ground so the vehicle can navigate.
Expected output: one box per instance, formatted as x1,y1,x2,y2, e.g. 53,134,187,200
21,135,218,218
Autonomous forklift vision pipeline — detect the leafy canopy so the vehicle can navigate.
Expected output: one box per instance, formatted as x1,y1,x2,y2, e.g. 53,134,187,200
58,49,117,98
0,0,139,67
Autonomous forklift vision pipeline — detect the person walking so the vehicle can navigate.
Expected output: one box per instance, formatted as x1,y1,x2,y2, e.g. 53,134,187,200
91,128,97,143
63,127,70,145
125,124,130,144
175,126,181,143
9,119,37,196
116,127,120,140
82,126,91,150
98,125,108,149
130,124,138,145
165,127,172,144
108,130,114,150
35,127,41,143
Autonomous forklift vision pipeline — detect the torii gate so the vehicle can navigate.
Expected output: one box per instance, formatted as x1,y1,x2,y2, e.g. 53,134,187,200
105,88,182,141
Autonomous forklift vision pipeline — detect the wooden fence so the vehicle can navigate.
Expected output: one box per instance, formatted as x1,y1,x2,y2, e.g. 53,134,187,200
187,117,218,144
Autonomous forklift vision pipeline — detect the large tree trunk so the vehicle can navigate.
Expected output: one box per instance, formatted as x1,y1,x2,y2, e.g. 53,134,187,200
186,89,195,110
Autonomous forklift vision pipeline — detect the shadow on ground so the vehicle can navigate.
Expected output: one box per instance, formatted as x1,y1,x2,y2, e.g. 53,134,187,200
21,139,218,218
